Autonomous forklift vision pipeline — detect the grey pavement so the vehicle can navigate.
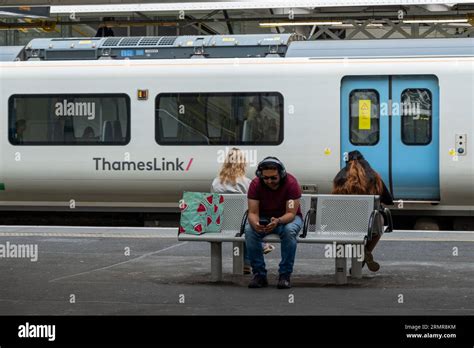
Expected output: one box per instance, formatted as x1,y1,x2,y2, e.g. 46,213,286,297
0,227,472,315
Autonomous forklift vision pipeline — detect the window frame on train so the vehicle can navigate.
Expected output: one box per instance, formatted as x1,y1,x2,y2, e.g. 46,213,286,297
400,88,433,146
8,94,131,146
155,92,284,146
349,89,380,146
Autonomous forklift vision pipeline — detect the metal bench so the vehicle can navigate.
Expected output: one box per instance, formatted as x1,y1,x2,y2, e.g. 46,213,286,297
177,193,392,284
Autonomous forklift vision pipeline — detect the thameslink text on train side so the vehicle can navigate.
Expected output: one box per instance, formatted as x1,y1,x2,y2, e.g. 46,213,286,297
92,157,193,171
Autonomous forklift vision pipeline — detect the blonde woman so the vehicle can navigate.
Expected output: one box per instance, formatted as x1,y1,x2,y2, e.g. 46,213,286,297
211,147,252,194
211,148,275,274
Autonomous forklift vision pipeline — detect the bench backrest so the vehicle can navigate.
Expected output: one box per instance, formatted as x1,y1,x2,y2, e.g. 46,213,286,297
307,194,381,234
219,193,312,233
217,193,379,235
219,194,248,233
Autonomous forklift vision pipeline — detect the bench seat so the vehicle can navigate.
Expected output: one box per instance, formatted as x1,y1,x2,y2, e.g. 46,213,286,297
179,232,366,244
177,193,392,284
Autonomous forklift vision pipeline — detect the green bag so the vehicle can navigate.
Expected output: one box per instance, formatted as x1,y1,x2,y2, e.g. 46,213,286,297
178,192,225,235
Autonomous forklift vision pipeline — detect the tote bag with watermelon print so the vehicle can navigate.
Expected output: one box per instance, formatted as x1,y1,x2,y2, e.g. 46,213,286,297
178,192,225,235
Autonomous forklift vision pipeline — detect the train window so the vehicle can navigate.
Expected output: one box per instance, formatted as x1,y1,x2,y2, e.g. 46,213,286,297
8,94,130,145
349,89,380,146
401,89,432,145
155,92,283,145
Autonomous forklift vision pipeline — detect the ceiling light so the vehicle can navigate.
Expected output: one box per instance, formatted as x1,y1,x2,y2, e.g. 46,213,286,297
403,19,468,24
259,21,343,27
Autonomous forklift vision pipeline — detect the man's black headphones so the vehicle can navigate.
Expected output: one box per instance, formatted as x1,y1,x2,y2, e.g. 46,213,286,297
255,156,287,180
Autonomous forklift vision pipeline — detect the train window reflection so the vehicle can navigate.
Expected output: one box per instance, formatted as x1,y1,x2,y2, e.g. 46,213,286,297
8,94,130,145
155,92,283,145
401,89,432,145
349,89,380,146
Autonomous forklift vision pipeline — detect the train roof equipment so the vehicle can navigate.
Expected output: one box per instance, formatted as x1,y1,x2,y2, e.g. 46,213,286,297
19,35,474,62
23,34,298,61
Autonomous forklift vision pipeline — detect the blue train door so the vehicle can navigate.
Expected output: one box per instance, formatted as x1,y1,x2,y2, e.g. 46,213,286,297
341,76,390,189
391,76,439,200
341,75,439,201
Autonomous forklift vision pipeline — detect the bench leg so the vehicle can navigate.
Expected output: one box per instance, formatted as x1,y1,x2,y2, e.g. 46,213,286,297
351,255,363,279
232,241,244,275
210,242,222,282
335,255,347,285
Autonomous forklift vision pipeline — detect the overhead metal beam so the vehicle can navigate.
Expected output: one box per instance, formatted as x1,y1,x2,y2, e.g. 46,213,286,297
312,26,344,40
345,19,377,39
0,18,471,30
269,8,281,34
2,13,473,27
222,10,233,34
381,18,412,38
183,14,219,34
41,1,474,15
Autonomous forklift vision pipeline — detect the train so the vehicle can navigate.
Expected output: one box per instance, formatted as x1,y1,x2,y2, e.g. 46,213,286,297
0,34,473,227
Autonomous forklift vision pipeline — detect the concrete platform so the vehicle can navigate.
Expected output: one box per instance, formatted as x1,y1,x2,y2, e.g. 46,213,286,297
0,226,472,315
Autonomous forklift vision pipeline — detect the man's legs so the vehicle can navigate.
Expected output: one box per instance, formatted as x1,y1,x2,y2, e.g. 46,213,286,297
244,222,266,276
275,216,302,276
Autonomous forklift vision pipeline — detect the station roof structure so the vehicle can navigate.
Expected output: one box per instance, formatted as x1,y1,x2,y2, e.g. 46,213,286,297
1,0,474,44
0,0,471,9
52,1,474,13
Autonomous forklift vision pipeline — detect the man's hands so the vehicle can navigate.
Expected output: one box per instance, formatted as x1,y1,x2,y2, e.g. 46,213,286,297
253,222,267,233
252,217,279,233
264,217,280,232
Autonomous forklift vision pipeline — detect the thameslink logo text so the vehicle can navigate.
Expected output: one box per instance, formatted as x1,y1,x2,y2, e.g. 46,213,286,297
93,157,193,171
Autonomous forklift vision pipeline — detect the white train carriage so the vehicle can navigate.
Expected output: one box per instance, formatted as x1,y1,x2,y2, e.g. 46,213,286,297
0,35,472,220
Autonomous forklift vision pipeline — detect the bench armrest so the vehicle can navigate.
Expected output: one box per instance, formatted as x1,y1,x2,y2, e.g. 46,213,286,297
301,208,315,238
382,207,393,233
236,210,248,237
367,209,382,241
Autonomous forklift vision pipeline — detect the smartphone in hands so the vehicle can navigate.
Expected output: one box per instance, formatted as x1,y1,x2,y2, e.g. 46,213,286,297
259,217,270,226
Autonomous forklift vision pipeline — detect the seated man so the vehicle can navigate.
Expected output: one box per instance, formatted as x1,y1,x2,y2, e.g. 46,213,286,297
245,157,303,289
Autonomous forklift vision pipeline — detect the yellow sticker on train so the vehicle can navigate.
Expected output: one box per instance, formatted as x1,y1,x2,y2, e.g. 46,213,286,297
359,100,371,130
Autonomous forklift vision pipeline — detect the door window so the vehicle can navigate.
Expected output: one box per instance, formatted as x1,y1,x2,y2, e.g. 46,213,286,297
401,88,432,145
349,89,380,145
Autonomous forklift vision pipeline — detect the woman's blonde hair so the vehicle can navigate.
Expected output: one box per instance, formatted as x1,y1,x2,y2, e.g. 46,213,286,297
219,148,248,185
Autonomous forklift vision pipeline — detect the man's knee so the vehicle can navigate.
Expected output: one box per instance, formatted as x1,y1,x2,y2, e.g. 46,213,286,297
244,222,253,234
244,223,260,241
283,220,302,236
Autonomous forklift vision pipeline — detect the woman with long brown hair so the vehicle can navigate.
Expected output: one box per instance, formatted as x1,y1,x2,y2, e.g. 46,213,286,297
332,150,393,272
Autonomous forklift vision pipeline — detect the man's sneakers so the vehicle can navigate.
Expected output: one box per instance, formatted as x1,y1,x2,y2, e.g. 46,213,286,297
243,264,251,275
277,273,291,289
363,249,380,272
248,274,268,288
248,273,292,289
